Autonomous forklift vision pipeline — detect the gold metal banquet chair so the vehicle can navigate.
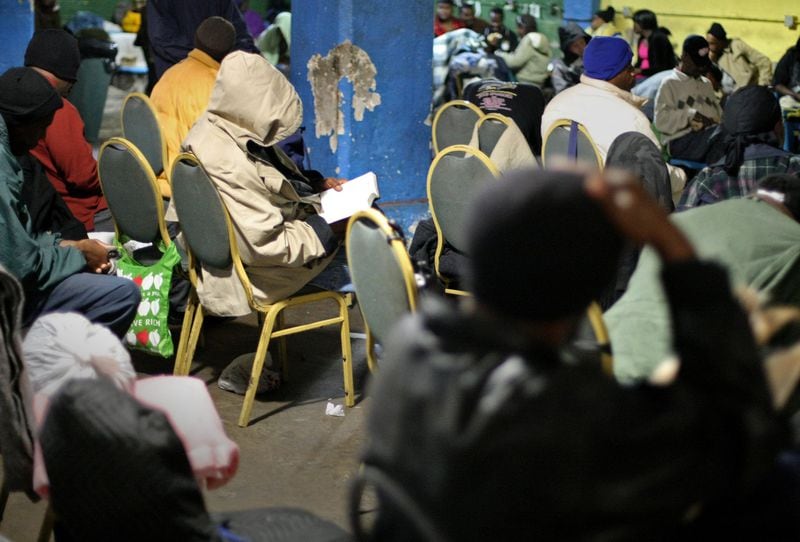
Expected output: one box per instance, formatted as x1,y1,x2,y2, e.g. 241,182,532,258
345,209,418,372
169,153,354,427
426,145,500,296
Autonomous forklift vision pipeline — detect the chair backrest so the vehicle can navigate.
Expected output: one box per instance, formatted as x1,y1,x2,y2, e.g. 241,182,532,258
121,92,167,177
169,153,258,307
69,58,113,143
97,137,170,244
541,119,603,170
346,209,417,344
427,145,500,281
432,100,484,155
169,153,233,272
475,113,511,156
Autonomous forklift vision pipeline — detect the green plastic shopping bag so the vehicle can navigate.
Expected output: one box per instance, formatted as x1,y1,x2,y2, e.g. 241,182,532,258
114,238,181,357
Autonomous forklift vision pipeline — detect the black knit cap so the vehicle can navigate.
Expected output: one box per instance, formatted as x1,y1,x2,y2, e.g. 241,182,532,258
465,169,623,322
683,34,712,69
0,67,62,124
707,22,727,41
24,29,81,83
194,16,237,62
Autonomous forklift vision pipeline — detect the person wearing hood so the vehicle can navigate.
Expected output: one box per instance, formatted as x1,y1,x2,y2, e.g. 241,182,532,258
492,14,551,87
181,51,348,318
679,87,799,210
551,22,590,94
542,37,686,197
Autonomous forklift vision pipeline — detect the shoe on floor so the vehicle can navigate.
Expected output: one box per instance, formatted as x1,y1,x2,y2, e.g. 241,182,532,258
218,353,281,395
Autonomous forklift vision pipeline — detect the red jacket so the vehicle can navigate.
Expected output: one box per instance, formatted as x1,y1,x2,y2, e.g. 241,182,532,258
29,97,107,231
434,17,464,37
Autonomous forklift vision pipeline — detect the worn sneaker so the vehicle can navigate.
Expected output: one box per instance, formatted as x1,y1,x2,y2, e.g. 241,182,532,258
218,353,281,395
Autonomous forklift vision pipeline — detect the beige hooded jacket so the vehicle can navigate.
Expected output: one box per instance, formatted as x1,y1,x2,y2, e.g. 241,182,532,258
182,51,336,316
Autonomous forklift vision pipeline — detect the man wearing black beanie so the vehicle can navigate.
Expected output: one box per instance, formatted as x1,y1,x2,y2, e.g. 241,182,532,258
361,168,790,539
25,28,111,233
0,67,140,337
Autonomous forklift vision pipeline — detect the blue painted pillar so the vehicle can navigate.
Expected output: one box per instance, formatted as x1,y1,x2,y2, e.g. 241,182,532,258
563,0,599,25
0,0,34,74
291,1,432,232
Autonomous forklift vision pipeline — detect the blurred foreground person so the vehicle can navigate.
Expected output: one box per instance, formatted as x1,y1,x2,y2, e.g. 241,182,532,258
361,168,796,540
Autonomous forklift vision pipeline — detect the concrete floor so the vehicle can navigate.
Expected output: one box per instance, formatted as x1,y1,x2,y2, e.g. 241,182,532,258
0,82,373,541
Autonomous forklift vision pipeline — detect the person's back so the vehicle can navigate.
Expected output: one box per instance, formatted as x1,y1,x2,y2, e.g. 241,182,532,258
24,29,109,232
678,86,793,210
608,194,800,382
542,36,660,163
150,16,236,195
362,169,787,540
147,0,257,78
183,51,339,316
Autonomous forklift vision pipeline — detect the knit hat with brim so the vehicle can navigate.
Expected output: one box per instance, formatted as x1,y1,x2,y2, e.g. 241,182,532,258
24,29,81,83
39,378,217,540
0,67,62,124
466,169,623,321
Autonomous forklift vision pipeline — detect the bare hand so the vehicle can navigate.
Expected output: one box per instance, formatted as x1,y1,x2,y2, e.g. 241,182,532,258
321,178,347,192
585,170,695,262
62,239,113,273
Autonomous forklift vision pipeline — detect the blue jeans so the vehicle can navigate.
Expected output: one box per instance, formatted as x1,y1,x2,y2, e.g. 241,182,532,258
26,273,141,337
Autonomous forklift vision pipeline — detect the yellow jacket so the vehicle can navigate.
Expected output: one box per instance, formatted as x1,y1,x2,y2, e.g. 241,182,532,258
150,49,221,197
716,38,773,90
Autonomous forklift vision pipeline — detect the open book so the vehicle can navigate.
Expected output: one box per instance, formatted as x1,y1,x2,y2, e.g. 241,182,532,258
318,171,380,224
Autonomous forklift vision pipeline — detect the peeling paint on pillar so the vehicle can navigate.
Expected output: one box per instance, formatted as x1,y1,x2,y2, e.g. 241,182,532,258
292,1,432,234
307,41,381,154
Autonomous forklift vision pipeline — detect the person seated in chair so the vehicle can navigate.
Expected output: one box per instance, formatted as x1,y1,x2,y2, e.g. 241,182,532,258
24,29,111,232
491,14,550,88
151,16,236,199
773,36,800,113
679,86,800,211
363,167,794,540
181,51,351,318
551,22,590,95
0,67,140,337
608,173,800,383
706,22,772,91
654,35,725,165
542,36,686,194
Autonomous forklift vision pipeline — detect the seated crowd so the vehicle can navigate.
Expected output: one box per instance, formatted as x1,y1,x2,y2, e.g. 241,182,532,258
3,3,800,540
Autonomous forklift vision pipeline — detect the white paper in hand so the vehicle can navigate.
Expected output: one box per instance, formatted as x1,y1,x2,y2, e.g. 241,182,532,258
318,171,379,224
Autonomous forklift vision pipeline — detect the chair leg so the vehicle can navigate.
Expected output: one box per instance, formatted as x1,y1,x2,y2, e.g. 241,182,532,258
276,311,289,381
338,296,355,407
365,327,378,373
181,306,205,376
238,308,278,427
173,291,197,375
0,478,8,522
37,504,54,542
